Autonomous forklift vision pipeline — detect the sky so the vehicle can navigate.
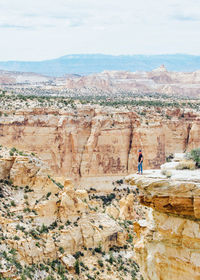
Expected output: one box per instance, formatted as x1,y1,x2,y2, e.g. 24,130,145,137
0,0,200,61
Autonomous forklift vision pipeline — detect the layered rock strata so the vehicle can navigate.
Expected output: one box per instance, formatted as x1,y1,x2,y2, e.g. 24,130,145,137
0,107,199,179
0,148,127,278
127,170,200,280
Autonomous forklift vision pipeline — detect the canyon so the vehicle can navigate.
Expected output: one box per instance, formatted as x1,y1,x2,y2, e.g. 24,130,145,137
0,146,138,279
1,141,200,279
0,90,199,279
0,68,200,279
0,106,199,182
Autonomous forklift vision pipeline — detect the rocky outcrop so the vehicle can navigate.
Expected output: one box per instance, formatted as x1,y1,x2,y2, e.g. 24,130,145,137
0,149,126,272
66,67,200,97
1,66,200,97
0,107,199,179
127,168,200,280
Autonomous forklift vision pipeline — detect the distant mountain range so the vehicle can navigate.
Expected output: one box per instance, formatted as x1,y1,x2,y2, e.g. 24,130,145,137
0,54,200,77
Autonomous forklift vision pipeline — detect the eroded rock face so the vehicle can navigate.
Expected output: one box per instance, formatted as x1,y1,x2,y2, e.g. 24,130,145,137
0,152,126,268
0,107,199,179
127,171,200,280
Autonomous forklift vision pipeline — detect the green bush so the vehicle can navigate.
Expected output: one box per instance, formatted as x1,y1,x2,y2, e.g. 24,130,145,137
188,148,200,168
74,260,80,275
166,153,173,162
97,259,104,267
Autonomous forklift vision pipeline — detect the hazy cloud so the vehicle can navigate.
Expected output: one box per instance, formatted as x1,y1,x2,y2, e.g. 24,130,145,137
0,0,200,60
0,24,33,29
171,14,200,21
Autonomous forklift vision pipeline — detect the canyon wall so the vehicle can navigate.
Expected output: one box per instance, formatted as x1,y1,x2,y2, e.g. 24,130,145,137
0,147,130,278
127,171,200,280
0,107,199,179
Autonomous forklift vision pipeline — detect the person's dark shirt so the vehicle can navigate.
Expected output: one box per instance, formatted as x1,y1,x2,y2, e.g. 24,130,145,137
138,153,143,163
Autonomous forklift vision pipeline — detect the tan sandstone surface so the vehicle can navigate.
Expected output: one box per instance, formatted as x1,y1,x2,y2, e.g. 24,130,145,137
0,147,142,279
0,106,199,182
126,166,200,280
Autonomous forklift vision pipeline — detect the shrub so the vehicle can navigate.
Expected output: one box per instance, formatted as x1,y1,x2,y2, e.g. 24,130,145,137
74,260,80,275
39,224,49,233
94,244,102,254
59,247,64,254
176,160,195,170
166,153,174,162
14,236,20,240
10,147,17,153
188,148,200,168
116,179,123,185
73,251,84,259
97,259,104,268
46,192,51,199
127,234,133,243
11,200,16,207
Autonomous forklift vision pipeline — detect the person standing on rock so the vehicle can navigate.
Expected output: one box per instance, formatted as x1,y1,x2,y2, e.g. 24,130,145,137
137,149,143,175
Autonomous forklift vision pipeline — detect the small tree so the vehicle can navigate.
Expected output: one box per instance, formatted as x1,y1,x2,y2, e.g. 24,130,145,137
188,148,200,168
74,260,80,275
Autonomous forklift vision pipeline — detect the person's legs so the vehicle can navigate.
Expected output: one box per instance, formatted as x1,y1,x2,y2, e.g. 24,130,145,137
140,162,143,174
138,162,141,174
138,163,140,173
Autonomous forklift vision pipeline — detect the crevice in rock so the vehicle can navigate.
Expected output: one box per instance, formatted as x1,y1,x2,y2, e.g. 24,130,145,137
127,120,133,172
80,226,85,247
79,115,101,177
185,123,192,151
78,119,93,178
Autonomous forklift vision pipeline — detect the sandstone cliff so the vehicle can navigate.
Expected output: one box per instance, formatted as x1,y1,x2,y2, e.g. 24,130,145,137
127,167,200,280
0,107,199,180
0,147,140,279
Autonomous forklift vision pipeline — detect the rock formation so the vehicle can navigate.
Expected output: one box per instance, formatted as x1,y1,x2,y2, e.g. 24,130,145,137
0,107,199,180
0,147,131,279
126,163,200,280
1,66,200,97
65,67,200,97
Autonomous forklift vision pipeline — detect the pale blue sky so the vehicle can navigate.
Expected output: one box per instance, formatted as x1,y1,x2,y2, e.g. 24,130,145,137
0,0,200,60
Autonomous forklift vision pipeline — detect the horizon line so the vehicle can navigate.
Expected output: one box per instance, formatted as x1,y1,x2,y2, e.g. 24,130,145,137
0,52,200,63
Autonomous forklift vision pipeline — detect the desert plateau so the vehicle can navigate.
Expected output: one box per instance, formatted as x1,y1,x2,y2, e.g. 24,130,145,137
0,63,200,279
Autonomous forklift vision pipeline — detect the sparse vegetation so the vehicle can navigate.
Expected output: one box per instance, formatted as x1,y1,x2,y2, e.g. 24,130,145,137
0,151,142,280
187,148,200,168
176,160,196,170
0,88,199,114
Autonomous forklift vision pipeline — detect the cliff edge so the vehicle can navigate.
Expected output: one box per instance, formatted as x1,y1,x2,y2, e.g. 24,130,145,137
126,158,200,280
